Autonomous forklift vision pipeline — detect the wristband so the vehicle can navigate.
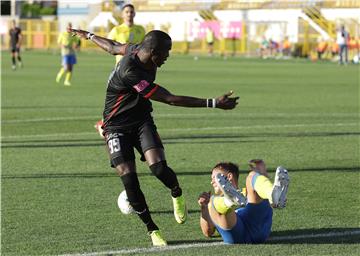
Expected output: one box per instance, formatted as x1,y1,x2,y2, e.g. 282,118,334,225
206,98,216,108
86,32,95,40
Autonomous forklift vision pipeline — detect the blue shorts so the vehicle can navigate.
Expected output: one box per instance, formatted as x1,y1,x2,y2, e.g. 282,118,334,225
62,55,77,65
214,200,273,244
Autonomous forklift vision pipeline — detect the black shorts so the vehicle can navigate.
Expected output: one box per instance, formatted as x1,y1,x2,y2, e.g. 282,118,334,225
11,47,20,53
105,121,164,168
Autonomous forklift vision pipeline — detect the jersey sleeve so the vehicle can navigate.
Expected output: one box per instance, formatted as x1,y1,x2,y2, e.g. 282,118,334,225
123,69,159,99
133,80,159,99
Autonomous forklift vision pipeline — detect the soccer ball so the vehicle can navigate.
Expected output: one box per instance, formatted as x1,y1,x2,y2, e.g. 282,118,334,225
117,190,134,215
353,55,359,64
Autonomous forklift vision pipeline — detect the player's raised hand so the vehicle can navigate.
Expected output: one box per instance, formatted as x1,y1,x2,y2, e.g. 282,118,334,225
198,191,211,207
68,28,90,40
216,90,239,110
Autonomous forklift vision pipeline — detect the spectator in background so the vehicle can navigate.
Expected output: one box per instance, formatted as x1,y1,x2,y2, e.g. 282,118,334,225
259,36,269,59
282,36,291,58
9,20,23,70
336,25,349,65
316,37,328,60
330,38,339,59
269,38,279,58
348,36,357,60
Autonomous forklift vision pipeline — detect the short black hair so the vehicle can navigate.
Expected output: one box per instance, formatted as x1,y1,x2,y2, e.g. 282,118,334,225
212,162,239,181
141,30,172,52
121,4,135,11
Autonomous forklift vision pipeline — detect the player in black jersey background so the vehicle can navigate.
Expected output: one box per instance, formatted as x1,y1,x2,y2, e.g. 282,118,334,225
70,28,239,246
9,20,23,70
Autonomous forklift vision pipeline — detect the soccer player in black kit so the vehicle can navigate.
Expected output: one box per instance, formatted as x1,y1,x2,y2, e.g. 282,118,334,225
70,28,239,246
9,20,23,70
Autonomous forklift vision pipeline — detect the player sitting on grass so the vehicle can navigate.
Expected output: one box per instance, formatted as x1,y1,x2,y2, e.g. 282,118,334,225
198,160,289,244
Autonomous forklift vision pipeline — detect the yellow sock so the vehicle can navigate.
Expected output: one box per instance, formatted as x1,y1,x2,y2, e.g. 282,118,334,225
65,71,72,83
56,68,65,82
252,173,274,204
210,196,233,215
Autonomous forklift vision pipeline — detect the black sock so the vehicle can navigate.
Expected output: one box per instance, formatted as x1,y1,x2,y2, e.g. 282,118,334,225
12,57,15,65
171,186,182,198
17,56,22,62
149,161,182,198
121,172,159,232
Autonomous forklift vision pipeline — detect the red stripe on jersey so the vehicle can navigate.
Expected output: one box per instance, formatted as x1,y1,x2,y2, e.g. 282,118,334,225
105,94,125,122
144,84,159,99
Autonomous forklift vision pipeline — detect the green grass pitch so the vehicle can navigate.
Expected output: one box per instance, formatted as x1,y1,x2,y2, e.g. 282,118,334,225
1,50,360,255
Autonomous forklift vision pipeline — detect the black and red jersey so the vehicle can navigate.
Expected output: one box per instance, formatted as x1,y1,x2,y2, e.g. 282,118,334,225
102,44,159,131
9,27,21,47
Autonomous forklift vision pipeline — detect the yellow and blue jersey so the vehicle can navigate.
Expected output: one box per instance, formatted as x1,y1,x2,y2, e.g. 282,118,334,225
58,32,79,56
108,23,145,64
214,200,273,244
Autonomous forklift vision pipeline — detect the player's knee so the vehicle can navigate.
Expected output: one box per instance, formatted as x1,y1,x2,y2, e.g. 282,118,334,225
116,168,131,177
149,160,169,177
115,163,134,177
149,160,180,192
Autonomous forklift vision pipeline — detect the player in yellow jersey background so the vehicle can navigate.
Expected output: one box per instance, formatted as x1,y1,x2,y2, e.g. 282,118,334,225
95,4,146,137
108,3,146,64
56,23,80,86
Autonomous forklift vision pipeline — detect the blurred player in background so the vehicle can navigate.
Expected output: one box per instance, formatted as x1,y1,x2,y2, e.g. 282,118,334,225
198,160,289,244
56,23,80,86
206,27,215,56
337,25,349,65
282,36,291,58
259,36,269,59
70,28,239,246
95,3,146,137
316,37,328,60
9,20,23,70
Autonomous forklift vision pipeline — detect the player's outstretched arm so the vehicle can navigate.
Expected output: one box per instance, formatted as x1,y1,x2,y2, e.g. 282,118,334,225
69,28,127,56
150,86,239,110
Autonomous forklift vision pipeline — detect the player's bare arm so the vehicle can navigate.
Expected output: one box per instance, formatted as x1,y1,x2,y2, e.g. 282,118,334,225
69,28,127,56
198,191,216,237
150,86,239,110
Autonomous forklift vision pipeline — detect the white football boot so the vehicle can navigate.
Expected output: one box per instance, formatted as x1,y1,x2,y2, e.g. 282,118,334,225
215,173,247,207
271,166,290,208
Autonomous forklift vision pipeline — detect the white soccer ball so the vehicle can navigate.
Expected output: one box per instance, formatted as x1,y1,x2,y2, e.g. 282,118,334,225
353,55,359,64
117,190,134,215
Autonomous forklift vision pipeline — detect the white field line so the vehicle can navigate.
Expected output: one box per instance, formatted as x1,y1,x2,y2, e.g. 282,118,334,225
2,112,360,124
59,229,360,256
2,122,359,140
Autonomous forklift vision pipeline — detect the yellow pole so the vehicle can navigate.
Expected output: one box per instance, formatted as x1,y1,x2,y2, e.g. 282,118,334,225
240,21,246,54
27,20,32,49
45,21,50,49
302,21,309,56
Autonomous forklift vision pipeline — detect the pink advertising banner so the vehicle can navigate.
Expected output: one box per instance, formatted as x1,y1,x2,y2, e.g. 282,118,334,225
189,21,242,39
